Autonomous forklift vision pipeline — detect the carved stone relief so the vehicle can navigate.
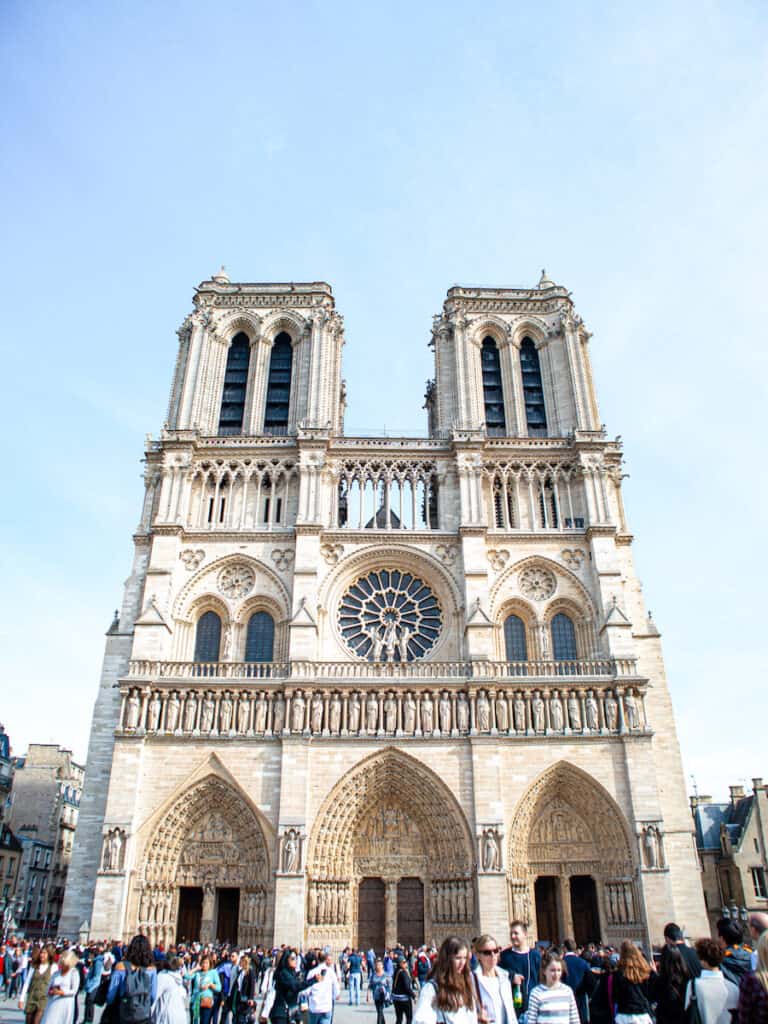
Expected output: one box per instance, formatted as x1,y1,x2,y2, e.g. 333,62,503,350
518,566,557,601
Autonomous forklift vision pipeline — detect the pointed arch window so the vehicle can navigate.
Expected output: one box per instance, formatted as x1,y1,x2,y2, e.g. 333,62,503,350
520,337,547,437
264,332,293,434
481,337,506,436
551,612,577,661
218,333,251,436
504,614,528,662
245,611,275,663
194,611,221,662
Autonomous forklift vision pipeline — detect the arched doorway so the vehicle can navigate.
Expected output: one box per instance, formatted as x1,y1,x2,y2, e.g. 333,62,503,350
136,774,272,946
306,749,476,950
507,762,642,946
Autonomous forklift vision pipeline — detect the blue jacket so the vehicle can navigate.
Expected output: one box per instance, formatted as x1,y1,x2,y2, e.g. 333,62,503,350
85,955,105,995
217,961,235,997
106,962,158,1006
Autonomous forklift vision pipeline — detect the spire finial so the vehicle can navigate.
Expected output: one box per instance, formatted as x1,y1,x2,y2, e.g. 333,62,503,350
212,265,230,284
538,268,555,289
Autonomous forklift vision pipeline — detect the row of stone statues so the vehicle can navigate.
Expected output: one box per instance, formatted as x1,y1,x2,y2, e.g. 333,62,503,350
606,880,637,924
430,879,474,922
121,685,645,736
241,888,268,925
308,882,350,925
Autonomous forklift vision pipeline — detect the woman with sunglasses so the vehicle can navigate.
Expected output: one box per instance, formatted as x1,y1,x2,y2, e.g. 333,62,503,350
473,937,518,1024
269,951,305,1024
414,936,477,1024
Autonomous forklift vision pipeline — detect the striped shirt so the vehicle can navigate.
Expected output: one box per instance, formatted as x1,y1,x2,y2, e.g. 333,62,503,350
526,984,580,1024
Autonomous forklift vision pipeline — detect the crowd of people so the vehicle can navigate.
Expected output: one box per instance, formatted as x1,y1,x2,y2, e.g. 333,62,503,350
2,912,768,1024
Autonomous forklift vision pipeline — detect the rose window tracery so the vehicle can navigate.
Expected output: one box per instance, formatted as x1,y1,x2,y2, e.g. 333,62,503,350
217,563,256,599
518,566,556,601
338,569,442,662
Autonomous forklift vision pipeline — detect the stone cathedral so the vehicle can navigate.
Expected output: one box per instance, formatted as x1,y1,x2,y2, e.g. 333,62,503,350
61,269,707,950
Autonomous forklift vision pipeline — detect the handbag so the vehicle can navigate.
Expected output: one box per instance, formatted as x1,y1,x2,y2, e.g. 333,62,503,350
200,995,215,1009
685,981,703,1024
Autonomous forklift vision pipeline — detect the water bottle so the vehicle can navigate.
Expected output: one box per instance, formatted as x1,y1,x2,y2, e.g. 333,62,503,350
513,984,523,1012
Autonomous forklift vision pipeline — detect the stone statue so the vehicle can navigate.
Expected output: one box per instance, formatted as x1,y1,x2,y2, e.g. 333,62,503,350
184,693,197,732
513,694,526,732
200,694,215,732
125,691,140,730
368,628,384,662
403,692,416,733
103,829,123,870
366,693,378,733
495,692,508,732
308,885,318,923
643,825,659,868
348,692,361,733
567,691,581,730
585,691,599,731
456,693,469,732
238,693,250,733
605,691,618,731
310,693,323,733
219,693,233,733
283,831,299,873
439,692,451,733
398,627,411,661
421,693,434,733
148,692,162,731
291,691,305,732
272,693,285,733
383,620,398,661
254,692,267,733
329,693,342,733
317,886,327,923
624,689,639,730
482,830,500,871
549,693,564,732
384,693,397,733
477,691,490,732
165,692,180,732
532,693,545,732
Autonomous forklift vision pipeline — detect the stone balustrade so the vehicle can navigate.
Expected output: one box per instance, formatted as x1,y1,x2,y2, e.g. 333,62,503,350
116,679,648,739
125,656,639,682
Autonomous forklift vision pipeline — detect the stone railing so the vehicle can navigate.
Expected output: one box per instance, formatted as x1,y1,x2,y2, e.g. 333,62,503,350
125,657,639,683
116,679,648,739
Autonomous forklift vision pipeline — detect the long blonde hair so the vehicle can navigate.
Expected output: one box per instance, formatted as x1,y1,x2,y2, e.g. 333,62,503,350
756,931,768,995
618,941,650,985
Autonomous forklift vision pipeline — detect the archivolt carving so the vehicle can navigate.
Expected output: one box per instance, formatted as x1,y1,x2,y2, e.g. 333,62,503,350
508,761,634,878
307,749,474,884
173,553,290,622
490,555,595,620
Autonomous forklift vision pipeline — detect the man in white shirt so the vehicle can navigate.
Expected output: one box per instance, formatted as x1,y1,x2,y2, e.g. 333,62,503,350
306,953,341,1024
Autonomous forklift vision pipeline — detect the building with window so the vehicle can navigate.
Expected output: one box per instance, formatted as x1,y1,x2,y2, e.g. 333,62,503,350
692,780,768,933
7,745,83,934
60,270,707,948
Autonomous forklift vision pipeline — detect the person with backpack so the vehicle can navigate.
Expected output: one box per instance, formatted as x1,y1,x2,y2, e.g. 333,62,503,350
106,935,158,1024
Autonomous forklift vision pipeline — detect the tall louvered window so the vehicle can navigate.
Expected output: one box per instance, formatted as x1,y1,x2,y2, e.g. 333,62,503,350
194,611,222,662
481,337,506,436
520,337,547,436
218,333,250,435
264,332,293,434
245,612,275,663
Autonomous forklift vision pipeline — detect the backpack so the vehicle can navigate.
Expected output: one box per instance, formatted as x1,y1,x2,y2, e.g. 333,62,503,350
119,965,153,1024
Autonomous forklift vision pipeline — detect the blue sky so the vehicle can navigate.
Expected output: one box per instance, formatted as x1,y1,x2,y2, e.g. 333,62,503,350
1,0,766,799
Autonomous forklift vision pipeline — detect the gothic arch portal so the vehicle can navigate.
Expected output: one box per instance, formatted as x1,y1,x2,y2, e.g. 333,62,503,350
507,761,643,946
134,773,272,947
306,748,476,949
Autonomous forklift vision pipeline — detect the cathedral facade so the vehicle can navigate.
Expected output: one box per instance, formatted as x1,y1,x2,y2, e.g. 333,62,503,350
60,270,707,950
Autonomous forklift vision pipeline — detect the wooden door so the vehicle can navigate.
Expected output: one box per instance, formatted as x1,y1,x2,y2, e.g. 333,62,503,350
534,876,559,944
397,877,424,948
358,877,385,952
216,888,240,944
177,886,203,942
570,876,600,946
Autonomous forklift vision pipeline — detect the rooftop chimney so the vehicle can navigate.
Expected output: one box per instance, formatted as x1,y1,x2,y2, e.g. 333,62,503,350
730,785,746,802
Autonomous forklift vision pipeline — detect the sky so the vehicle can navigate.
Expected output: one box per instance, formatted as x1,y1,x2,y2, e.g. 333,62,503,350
1,0,766,801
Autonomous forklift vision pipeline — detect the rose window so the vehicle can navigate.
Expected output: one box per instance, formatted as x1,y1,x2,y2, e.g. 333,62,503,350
217,563,256,599
338,569,442,662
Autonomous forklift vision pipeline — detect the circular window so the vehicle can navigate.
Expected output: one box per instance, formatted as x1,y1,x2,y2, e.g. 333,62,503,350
338,569,443,662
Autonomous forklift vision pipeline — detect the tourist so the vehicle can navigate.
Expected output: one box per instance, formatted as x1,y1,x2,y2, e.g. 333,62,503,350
370,959,393,1024
525,951,578,1024
561,940,595,1024
18,945,56,1024
229,955,256,1024
214,951,239,1024
715,919,752,987
738,930,768,1023
749,913,768,971
655,945,690,1024
82,945,105,1024
662,924,701,979
40,950,80,1024
472,934,517,1024
107,934,158,1024
684,939,738,1024
188,954,221,1024
613,941,658,1024
348,949,364,1005
151,959,188,1024
499,922,541,1021
306,952,340,1024
413,936,476,1024
392,954,416,1024
269,950,305,1024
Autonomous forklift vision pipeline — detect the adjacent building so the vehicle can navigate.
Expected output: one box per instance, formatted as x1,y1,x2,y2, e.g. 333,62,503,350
61,270,708,948
692,780,768,933
7,745,83,935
